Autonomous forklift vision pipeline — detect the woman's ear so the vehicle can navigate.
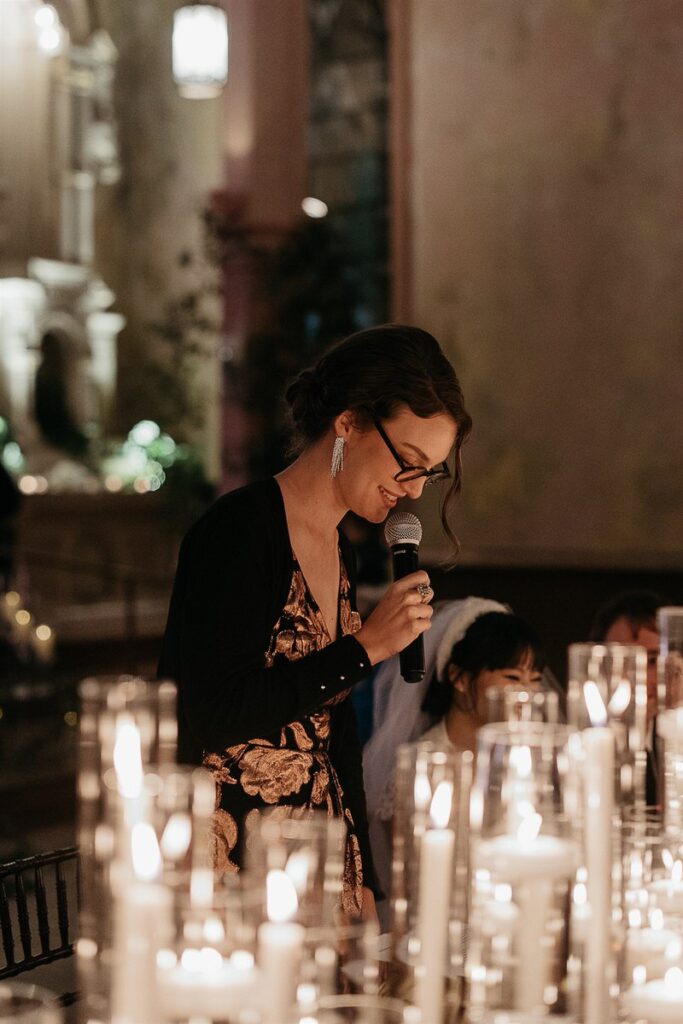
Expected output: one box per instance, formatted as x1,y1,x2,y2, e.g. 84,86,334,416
449,665,468,692
450,666,476,714
332,411,355,439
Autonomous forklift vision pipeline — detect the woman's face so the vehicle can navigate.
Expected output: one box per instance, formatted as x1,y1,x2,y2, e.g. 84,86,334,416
334,405,457,523
451,652,543,723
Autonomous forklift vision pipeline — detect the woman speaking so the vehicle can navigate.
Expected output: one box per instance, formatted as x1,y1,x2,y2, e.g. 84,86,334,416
159,324,471,919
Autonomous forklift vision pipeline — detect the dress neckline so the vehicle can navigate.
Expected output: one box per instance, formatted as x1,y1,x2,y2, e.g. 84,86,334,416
290,549,343,644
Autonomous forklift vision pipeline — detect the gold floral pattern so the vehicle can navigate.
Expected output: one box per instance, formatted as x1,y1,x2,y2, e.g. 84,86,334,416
208,808,239,874
203,552,364,913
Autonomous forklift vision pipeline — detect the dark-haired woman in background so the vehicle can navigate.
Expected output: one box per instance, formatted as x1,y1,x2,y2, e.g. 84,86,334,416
159,325,471,919
363,599,546,916
419,609,544,754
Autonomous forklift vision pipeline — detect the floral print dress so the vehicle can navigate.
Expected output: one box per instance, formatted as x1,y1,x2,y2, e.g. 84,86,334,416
204,552,365,916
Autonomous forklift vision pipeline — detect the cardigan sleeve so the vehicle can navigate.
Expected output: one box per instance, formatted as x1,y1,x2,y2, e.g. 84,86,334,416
160,503,371,756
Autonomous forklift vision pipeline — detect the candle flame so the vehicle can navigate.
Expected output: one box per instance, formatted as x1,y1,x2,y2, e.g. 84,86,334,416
673,860,683,883
664,966,683,992
414,771,432,811
509,745,532,778
516,812,542,844
131,821,161,881
266,868,298,923
429,780,453,829
607,679,631,716
160,813,192,860
583,681,608,728
651,908,664,932
285,850,312,895
113,714,143,798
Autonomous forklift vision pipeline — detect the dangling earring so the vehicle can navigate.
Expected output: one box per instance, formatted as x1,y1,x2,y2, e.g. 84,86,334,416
330,436,345,477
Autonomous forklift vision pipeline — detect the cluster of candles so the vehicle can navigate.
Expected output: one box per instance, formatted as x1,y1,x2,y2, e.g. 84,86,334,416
1,588,56,664
73,609,683,1024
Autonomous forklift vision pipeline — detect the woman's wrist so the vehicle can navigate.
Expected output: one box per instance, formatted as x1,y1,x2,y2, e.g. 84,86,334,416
354,628,383,667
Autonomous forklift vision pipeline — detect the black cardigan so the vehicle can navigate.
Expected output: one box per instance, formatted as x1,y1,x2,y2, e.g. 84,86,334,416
158,478,380,894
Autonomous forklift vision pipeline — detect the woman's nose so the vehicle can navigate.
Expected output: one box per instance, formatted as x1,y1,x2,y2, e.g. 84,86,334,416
403,476,427,500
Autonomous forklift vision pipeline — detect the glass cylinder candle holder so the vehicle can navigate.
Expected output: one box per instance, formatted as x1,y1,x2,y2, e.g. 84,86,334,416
0,983,62,1024
621,821,683,990
656,709,683,834
390,742,473,1024
293,994,412,1024
242,809,347,928
155,883,261,1023
298,919,383,1001
486,685,561,725
467,722,580,1020
567,643,648,809
77,675,177,1024
87,763,216,1024
658,607,683,710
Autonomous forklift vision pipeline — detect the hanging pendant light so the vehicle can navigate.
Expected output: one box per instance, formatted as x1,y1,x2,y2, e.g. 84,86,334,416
172,3,228,99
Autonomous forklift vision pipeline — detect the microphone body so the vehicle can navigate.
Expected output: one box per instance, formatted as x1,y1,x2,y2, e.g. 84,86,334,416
385,513,425,683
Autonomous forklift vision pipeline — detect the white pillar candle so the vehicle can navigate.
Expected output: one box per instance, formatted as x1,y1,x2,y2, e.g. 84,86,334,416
111,823,172,1024
622,966,683,1022
157,947,258,1020
582,719,615,1024
626,927,683,980
415,781,455,1024
477,825,578,1013
257,870,305,1024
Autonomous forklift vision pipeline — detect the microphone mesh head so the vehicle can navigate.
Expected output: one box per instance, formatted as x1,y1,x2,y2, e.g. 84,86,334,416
384,512,422,547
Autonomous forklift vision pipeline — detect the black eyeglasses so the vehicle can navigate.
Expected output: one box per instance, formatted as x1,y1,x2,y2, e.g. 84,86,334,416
373,418,451,485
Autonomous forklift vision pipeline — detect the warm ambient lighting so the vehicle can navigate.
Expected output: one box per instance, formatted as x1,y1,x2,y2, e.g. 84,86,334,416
301,197,328,219
584,680,609,727
266,869,298,923
429,781,453,829
173,5,228,99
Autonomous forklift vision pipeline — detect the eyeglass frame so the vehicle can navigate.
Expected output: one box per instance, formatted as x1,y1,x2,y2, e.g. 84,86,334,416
371,417,451,485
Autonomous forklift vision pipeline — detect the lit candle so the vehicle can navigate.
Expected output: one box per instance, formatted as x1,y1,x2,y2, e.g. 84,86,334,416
111,822,172,1024
582,680,615,1024
622,965,683,1022
415,781,455,1024
112,714,145,865
626,926,683,980
257,869,305,1024
157,946,258,1020
477,815,578,1012
648,861,683,917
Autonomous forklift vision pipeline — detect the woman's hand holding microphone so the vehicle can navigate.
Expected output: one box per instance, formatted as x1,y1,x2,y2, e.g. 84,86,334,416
354,571,433,666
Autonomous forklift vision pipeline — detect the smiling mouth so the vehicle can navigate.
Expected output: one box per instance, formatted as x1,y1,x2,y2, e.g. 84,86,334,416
379,485,400,505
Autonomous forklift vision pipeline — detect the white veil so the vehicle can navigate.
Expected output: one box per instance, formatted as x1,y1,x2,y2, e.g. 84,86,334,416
363,596,508,908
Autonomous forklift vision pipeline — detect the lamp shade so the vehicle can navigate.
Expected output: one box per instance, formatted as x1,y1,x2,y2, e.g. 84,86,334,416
172,4,228,99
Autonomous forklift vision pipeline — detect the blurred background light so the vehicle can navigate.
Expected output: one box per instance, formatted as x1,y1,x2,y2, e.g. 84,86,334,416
172,4,228,99
301,196,328,219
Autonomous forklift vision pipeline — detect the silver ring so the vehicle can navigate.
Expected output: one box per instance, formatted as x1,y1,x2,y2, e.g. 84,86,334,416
416,583,431,604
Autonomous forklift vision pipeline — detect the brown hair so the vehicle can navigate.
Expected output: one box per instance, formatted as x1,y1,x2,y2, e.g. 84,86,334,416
285,324,472,548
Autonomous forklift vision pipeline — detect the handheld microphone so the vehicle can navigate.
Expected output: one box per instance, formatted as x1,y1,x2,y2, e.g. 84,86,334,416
384,512,425,683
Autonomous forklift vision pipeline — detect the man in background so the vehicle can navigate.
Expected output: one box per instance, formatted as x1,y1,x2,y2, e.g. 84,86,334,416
591,589,663,804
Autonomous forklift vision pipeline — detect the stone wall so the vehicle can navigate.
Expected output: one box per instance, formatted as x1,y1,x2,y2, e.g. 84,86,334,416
395,0,683,567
